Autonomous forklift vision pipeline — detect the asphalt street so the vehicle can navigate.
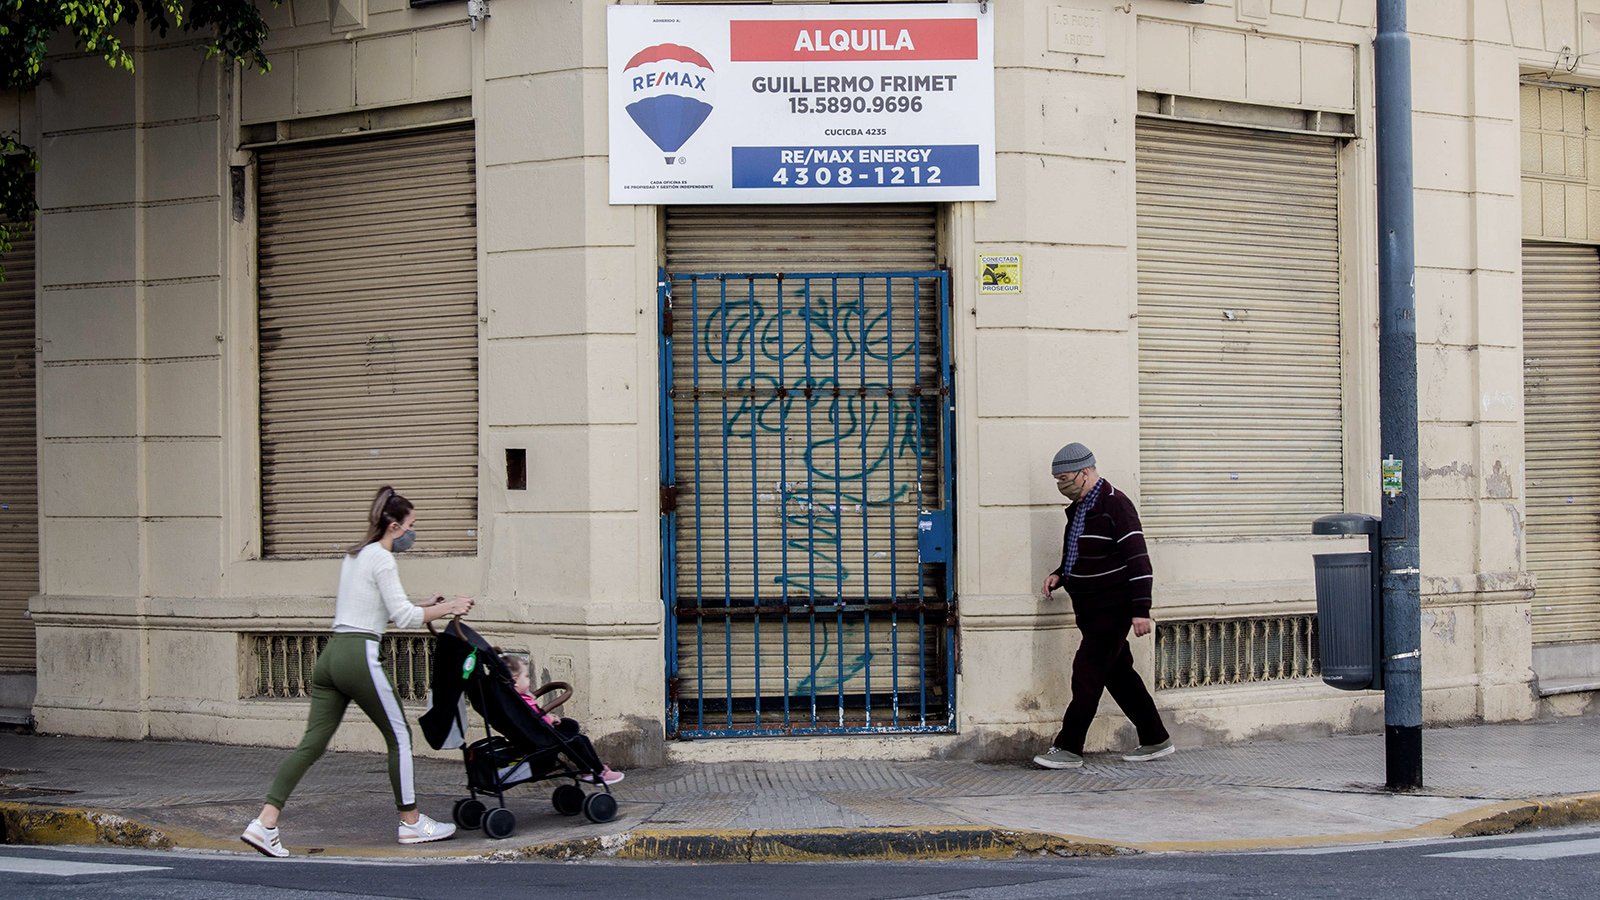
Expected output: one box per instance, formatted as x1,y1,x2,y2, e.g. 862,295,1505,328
3,823,1598,899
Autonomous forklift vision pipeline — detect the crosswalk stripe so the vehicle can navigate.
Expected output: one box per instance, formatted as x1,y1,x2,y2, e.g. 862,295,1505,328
0,857,171,877
1428,837,1600,860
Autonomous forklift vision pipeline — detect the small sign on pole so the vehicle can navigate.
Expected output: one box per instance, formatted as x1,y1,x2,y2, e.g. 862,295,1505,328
1382,455,1403,497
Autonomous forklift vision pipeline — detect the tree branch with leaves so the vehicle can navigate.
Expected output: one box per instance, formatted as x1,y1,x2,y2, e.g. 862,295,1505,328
0,0,276,265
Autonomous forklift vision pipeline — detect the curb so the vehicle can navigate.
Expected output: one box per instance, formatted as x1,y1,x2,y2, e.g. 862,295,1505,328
0,801,173,850
499,827,1129,863
1449,792,1600,839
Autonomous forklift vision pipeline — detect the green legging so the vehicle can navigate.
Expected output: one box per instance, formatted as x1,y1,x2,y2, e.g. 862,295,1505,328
266,632,417,812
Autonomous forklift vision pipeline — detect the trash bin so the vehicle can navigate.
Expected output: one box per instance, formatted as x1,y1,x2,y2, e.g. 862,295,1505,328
1311,513,1383,691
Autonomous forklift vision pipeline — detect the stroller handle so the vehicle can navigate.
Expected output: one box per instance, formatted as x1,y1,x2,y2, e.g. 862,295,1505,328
426,615,467,637
532,681,572,713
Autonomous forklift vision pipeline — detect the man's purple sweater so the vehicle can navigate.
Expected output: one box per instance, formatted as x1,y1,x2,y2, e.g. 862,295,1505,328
1055,480,1154,617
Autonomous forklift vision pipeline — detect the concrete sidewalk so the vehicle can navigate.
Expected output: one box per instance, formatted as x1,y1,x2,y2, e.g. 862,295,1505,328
2,715,1598,861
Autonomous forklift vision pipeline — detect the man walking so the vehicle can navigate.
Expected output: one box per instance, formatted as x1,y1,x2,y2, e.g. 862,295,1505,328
1034,442,1175,769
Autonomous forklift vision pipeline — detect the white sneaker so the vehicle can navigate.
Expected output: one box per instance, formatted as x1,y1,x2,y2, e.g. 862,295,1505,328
240,818,288,858
397,812,456,845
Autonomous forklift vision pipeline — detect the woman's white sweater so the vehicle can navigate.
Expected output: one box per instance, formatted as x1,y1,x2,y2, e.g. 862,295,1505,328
332,542,423,635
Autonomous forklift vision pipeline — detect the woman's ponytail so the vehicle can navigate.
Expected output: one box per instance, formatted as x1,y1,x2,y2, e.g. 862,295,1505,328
349,485,413,555
369,487,394,527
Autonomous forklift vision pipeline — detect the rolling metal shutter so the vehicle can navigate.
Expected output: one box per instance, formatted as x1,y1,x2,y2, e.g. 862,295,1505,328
1136,119,1344,538
257,125,479,557
663,205,951,733
664,204,938,273
1522,241,1600,644
0,226,37,671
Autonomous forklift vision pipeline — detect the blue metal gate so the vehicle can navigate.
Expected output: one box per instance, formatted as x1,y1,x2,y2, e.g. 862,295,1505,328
660,269,956,737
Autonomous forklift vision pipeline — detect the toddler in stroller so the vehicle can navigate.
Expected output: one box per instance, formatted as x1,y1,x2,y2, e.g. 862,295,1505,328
502,654,624,786
420,619,621,837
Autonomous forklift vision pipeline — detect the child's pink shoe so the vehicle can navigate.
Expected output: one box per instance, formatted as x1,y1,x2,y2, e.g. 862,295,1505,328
580,766,624,785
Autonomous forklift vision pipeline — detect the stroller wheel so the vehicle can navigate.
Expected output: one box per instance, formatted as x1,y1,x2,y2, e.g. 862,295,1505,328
582,790,618,824
552,783,585,816
482,806,516,840
452,797,486,830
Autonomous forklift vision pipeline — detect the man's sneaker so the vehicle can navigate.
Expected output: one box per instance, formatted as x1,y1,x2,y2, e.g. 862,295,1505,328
1032,746,1084,769
240,818,288,858
397,812,456,845
1121,738,1176,762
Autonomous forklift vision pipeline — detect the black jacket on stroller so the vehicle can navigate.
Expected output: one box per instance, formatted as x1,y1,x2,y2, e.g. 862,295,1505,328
420,619,618,833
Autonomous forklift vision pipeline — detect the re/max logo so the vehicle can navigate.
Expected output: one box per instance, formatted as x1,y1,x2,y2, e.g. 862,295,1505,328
632,70,708,91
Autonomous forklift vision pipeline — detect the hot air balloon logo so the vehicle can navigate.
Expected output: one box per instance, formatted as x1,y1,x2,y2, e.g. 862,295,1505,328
622,43,715,163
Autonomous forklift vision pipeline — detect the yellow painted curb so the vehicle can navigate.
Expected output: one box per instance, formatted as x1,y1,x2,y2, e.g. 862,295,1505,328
0,801,173,849
1449,792,1600,838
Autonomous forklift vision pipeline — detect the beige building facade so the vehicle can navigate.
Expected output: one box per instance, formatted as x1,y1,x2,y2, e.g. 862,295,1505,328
3,0,1598,764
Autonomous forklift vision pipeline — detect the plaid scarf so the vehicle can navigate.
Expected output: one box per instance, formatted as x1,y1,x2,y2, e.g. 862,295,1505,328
1062,477,1105,578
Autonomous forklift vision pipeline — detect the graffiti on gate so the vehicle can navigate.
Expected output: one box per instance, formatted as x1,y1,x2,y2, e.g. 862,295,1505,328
792,619,876,695
696,285,935,594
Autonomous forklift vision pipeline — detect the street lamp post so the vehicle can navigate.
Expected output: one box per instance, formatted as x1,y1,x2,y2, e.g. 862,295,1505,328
1375,0,1423,792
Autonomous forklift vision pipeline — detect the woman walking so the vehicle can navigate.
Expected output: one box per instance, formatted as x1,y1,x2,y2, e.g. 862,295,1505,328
241,486,475,857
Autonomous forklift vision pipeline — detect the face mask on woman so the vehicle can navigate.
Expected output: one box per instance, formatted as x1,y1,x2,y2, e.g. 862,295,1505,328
392,529,417,553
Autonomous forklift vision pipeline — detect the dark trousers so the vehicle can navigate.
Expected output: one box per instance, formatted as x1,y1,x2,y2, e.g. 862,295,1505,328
1052,610,1170,754
553,717,605,773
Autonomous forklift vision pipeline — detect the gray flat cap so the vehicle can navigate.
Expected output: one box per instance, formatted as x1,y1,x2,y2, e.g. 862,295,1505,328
1051,442,1096,474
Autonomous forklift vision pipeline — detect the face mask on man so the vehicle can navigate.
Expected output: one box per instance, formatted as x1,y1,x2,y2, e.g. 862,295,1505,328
392,529,417,552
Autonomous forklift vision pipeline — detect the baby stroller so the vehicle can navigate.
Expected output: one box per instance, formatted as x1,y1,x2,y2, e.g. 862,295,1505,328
420,618,619,837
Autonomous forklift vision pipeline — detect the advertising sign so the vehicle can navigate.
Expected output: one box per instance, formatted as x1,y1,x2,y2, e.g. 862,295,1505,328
608,4,995,204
